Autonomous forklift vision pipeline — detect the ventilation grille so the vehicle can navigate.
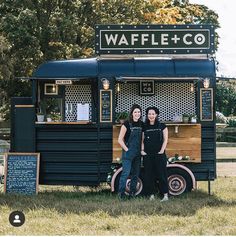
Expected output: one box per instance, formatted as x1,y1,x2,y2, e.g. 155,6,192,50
115,82,196,121
65,85,92,122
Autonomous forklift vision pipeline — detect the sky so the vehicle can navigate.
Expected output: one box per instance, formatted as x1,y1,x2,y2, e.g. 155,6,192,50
190,0,236,78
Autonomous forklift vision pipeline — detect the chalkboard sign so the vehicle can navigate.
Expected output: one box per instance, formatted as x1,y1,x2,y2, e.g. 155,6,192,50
100,90,112,122
4,153,40,195
200,88,213,121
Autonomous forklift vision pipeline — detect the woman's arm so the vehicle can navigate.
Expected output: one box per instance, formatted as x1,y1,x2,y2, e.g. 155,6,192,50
118,125,128,152
158,127,168,154
141,132,147,156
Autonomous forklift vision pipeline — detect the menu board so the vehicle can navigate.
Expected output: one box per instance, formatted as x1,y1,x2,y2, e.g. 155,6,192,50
4,153,40,195
200,88,213,121
100,90,112,122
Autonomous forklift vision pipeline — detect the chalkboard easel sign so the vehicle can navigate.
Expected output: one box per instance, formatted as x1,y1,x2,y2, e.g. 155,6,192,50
100,89,112,122
4,153,40,195
200,88,213,121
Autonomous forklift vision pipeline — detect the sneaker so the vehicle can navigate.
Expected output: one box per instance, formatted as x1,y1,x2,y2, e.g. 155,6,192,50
160,196,169,202
149,194,155,201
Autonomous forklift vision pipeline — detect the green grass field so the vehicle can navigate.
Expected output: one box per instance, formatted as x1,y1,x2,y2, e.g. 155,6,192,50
0,177,236,235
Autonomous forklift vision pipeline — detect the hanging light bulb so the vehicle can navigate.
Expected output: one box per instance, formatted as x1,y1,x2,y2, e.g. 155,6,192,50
203,78,210,88
117,83,120,92
190,84,194,92
52,85,56,92
101,78,110,90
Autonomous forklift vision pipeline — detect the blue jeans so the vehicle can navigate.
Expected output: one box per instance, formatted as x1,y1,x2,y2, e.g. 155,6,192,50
118,150,141,195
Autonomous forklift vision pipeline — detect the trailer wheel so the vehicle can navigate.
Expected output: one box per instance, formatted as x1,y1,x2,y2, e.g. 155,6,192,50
167,168,193,196
114,172,143,196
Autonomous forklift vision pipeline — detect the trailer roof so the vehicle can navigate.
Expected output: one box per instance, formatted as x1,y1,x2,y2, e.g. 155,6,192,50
32,57,215,79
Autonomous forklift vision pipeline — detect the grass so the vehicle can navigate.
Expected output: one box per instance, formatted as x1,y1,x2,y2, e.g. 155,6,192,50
0,177,236,235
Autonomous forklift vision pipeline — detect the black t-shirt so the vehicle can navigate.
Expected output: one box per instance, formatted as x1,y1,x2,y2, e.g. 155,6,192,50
123,120,144,144
143,122,167,154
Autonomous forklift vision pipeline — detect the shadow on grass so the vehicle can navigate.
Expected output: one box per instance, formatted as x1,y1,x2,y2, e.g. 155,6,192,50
0,184,235,218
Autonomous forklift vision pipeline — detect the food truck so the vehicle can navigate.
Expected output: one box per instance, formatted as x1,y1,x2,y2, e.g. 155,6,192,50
10,25,216,196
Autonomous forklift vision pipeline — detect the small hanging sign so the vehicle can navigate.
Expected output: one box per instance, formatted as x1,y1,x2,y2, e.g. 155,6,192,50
140,81,154,95
56,80,72,85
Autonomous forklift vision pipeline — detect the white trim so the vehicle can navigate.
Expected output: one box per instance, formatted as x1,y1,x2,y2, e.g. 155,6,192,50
110,167,122,192
118,76,200,81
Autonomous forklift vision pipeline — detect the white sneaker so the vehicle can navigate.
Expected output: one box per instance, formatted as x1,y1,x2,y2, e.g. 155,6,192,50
160,196,169,202
149,194,155,201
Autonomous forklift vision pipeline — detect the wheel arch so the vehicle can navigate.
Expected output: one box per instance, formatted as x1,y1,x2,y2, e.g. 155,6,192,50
110,167,123,192
167,163,196,190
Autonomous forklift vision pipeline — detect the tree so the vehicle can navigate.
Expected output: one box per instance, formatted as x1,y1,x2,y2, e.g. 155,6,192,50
0,0,219,77
216,81,236,116
0,0,219,121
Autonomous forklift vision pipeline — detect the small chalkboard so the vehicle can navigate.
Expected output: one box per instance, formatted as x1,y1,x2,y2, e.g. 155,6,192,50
100,90,112,122
200,88,213,121
4,153,40,195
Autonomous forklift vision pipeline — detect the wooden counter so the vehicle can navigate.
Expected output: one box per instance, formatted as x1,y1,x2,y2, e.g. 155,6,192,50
35,121,92,125
113,123,201,163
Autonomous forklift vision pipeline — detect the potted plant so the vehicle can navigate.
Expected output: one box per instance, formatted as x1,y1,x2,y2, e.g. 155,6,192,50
50,112,62,122
182,113,190,123
36,112,45,122
46,115,52,122
190,114,197,123
115,111,129,124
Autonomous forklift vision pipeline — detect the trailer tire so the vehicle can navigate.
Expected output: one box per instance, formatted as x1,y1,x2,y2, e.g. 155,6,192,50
114,172,143,196
167,168,193,196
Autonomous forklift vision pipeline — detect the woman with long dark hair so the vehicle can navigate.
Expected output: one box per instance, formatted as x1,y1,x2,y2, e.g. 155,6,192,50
141,106,169,202
118,104,143,200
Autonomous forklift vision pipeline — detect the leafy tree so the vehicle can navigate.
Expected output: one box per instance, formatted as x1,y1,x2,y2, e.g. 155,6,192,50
216,82,236,116
0,0,219,121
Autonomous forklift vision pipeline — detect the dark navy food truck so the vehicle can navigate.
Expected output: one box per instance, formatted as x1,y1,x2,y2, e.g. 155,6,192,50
10,25,216,196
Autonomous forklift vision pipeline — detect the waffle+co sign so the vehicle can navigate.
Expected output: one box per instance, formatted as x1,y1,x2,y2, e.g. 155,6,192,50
95,25,214,55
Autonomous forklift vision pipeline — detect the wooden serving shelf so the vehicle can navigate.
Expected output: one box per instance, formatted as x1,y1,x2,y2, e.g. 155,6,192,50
35,121,91,124
113,123,201,163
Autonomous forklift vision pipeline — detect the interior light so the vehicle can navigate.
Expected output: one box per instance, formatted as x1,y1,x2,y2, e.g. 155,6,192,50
117,83,120,92
190,84,194,92
203,78,210,88
101,78,110,90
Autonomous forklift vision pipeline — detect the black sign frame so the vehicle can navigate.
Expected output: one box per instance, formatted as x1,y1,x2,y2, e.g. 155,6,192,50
4,153,40,195
200,88,213,121
100,89,112,123
140,80,154,95
95,24,215,55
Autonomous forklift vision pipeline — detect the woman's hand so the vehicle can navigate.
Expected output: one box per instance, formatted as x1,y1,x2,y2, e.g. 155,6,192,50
158,150,164,154
141,150,147,156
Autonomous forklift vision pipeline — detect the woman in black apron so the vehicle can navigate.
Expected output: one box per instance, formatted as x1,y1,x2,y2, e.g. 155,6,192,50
141,106,169,202
118,104,143,200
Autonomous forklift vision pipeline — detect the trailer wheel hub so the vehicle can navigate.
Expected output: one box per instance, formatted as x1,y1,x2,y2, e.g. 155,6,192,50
168,174,187,196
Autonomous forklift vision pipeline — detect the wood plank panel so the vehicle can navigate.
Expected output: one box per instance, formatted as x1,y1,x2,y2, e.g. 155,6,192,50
113,124,201,163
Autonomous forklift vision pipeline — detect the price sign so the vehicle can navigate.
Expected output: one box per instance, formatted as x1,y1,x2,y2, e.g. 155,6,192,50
100,90,112,122
200,88,213,121
4,153,40,195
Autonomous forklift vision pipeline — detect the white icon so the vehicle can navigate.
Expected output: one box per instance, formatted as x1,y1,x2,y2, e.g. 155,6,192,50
13,215,21,223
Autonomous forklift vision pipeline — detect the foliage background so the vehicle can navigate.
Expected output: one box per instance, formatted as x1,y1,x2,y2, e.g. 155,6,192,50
0,0,220,120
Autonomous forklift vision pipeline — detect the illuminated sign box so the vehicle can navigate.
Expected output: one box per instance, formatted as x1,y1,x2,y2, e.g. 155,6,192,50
95,25,215,55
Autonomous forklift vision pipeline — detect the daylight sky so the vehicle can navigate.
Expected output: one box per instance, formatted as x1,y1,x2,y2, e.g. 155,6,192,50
190,0,236,78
